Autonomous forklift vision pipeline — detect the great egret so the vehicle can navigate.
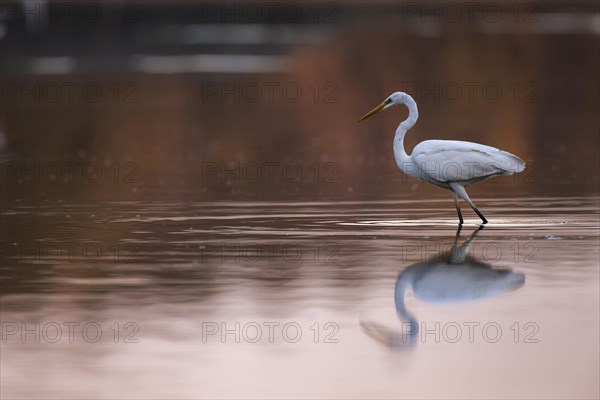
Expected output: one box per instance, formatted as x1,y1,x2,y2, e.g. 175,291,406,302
358,92,525,225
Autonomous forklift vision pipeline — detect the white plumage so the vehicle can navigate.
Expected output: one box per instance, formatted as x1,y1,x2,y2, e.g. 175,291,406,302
411,139,525,186
358,91,526,225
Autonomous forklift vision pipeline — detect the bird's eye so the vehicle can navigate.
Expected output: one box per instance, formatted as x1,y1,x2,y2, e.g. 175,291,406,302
385,98,392,104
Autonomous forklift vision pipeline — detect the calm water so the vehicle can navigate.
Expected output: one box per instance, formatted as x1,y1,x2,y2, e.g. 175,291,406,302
1,195,598,399
2,1,599,397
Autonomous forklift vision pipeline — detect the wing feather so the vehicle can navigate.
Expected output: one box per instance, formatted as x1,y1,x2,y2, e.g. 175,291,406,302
411,140,525,183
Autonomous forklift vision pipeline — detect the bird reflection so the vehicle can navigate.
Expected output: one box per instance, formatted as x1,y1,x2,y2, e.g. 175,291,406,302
361,226,525,350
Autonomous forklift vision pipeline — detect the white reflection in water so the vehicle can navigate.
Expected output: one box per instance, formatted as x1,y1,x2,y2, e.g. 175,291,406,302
361,226,525,350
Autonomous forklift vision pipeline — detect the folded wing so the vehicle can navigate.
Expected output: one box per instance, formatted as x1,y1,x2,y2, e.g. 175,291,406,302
411,140,525,183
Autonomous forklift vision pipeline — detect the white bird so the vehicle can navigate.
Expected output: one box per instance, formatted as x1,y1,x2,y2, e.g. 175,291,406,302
358,92,525,225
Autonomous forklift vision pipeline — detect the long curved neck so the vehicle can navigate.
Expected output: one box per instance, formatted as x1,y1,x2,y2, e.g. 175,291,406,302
393,95,419,169
394,268,418,329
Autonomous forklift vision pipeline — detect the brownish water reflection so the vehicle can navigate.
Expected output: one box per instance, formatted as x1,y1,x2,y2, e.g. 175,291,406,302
2,29,599,202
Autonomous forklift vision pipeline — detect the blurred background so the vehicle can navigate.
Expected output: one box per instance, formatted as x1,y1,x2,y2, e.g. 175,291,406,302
1,1,599,399
1,0,598,201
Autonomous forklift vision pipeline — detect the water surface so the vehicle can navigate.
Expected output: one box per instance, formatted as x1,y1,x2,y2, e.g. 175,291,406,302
1,196,598,399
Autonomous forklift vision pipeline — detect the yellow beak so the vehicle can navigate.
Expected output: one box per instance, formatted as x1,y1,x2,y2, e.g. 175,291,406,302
357,101,386,122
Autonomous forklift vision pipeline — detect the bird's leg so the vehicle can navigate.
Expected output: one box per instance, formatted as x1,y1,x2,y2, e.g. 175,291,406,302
472,207,488,225
449,183,488,225
451,191,463,226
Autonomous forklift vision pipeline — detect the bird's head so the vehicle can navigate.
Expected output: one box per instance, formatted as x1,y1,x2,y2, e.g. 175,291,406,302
357,91,413,122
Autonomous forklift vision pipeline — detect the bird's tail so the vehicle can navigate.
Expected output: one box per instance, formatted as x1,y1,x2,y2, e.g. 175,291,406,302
499,151,526,175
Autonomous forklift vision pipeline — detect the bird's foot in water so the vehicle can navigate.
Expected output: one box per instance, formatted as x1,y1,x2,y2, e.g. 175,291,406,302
472,207,488,225
456,211,464,227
